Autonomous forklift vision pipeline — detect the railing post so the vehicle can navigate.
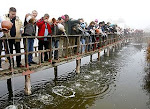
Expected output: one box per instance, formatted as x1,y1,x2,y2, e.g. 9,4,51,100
76,36,81,55
39,52,41,64
24,37,31,95
90,55,92,62
25,37,29,68
4,37,14,99
98,51,100,61
25,74,31,95
93,35,96,51
54,66,58,86
85,36,89,53
108,34,110,45
35,47,37,57
107,47,110,57
54,66,58,78
7,78,13,100
76,57,81,73
104,49,106,54
113,46,115,52
99,34,102,48
49,36,52,63
65,36,69,58
89,35,92,52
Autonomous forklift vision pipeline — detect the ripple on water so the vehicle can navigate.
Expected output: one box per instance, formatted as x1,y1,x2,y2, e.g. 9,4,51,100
69,80,109,98
90,70,100,74
37,94,54,105
5,104,23,109
52,86,75,98
5,105,17,109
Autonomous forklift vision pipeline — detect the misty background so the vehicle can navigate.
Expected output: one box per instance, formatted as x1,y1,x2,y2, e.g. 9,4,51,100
0,0,150,31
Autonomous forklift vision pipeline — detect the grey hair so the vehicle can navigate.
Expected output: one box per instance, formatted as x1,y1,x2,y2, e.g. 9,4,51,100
44,14,49,18
9,7,16,12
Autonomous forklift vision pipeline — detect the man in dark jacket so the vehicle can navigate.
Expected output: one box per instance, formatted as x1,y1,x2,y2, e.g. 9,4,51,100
64,14,80,35
64,14,80,56
51,17,65,60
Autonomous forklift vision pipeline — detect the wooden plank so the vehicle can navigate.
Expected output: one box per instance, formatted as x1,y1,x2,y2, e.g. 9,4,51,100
22,70,34,76
0,36,129,80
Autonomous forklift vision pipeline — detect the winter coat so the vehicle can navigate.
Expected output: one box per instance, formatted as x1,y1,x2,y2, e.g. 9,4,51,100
36,18,52,40
64,19,80,35
4,14,23,42
24,23,35,36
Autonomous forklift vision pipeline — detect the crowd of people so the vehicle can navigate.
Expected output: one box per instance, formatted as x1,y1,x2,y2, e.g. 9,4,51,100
0,7,142,70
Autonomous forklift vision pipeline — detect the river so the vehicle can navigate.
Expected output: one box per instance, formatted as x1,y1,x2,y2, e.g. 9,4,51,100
0,37,150,109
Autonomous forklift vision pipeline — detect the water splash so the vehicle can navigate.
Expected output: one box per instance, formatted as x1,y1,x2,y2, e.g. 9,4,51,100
52,86,75,98
5,105,17,109
84,75,92,80
90,70,100,74
5,104,23,109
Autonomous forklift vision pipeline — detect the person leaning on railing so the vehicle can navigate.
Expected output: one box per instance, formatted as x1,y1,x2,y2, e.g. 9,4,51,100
87,21,96,51
3,7,24,68
78,21,90,53
0,16,5,70
64,14,80,56
51,17,65,60
23,10,38,66
36,14,52,63
23,15,37,66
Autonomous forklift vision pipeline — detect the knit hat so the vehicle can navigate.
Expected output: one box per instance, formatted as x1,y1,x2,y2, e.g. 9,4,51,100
95,19,98,23
61,15,65,20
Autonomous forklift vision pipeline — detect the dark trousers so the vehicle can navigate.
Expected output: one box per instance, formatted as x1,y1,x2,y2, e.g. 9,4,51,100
7,40,21,67
38,40,49,61
52,38,59,59
0,40,3,68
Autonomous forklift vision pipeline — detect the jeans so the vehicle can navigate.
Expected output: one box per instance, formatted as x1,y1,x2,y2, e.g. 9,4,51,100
0,40,3,68
52,38,59,59
80,38,86,53
28,39,34,63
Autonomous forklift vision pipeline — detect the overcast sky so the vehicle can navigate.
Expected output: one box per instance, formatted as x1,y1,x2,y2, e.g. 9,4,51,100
0,0,150,30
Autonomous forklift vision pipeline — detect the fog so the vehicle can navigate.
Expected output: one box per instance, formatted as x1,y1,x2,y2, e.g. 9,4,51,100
0,0,150,31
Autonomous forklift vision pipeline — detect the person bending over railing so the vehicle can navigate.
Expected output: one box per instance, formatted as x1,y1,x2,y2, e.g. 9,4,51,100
51,17,65,60
4,7,24,68
23,14,37,66
36,14,52,63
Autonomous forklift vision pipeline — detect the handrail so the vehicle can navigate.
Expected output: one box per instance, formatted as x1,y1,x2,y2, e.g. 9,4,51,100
0,33,130,74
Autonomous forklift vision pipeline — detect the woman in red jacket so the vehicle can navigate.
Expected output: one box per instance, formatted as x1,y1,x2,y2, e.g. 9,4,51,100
36,14,52,62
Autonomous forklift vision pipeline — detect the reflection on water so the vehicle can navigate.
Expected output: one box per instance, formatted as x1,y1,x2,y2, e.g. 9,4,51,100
1,37,150,109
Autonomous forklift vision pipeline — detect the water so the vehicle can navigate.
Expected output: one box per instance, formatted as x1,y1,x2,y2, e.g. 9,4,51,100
0,37,150,109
